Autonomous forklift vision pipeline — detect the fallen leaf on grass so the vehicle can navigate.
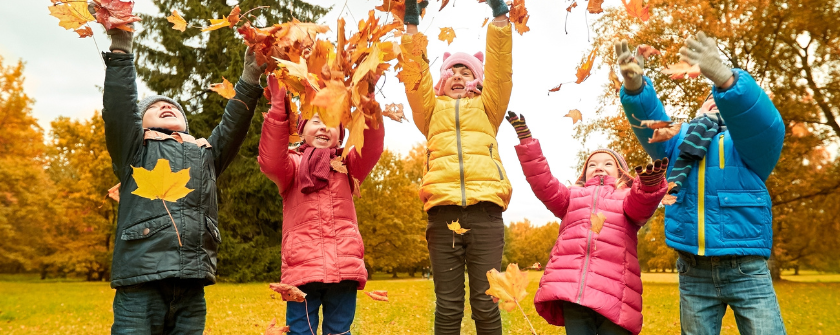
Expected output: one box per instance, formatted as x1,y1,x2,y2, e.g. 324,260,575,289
565,109,583,125
166,10,187,32
590,212,606,234
269,283,307,302
485,263,528,312
438,27,456,45
265,318,290,335
210,78,236,99
661,61,701,80
365,290,389,301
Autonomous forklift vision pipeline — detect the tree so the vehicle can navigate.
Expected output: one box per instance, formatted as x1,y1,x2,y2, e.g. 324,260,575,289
581,0,840,279
44,112,119,281
636,209,677,272
356,149,429,278
503,219,560,270
133,0,329,282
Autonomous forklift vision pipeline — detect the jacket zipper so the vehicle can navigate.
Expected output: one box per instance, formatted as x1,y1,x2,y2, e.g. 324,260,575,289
577,176,603,304
426,148,431,173
718,134,725,169
455,99,466,206
698,156,707,256
489,144,504,181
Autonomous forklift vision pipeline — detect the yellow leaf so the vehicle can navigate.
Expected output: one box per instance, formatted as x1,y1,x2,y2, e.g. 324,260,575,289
312,79,350,130
447,219,470,235
485,264,529,312
202,16,229,32
275,57,320,90
352,45,384,86
209,77,236,99
564,109,583,125
131,159,193,202
49,1,95,30
438,27,456,45
382,103,407,122
166,10,187,32
342,110,369,158
576,49,597,84
590,212,606,234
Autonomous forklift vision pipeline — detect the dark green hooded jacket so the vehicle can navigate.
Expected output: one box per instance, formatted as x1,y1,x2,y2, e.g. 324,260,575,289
102,52,261,288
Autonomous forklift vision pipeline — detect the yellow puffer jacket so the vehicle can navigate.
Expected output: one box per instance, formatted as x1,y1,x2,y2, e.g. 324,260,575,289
402,24,513,212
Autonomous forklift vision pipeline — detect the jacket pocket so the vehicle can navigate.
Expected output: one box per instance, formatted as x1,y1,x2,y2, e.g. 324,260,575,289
121,214,172,241
205,216,222,244
489,144,504,181
718,190,770,241
664,190,691,240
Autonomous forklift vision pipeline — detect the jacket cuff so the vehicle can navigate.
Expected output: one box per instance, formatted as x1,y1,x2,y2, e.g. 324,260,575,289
621,77,648,96
234,80,263,102
102,52,134,66
712,69,741,94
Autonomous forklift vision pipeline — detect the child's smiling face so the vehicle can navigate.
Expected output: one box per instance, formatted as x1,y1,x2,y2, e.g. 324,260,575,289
443,64,476,99
585,153,619,181
302,113,340,149
142,101,186,132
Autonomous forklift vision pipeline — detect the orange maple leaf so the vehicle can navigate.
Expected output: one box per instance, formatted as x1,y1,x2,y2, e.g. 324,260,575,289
576,49,597,84
565,109,583,125
382,103,408,122
75,26,93,38
166,10,187,32
227,5,241,28
482,17,489,27
438,27,456,45
622,0,650,22
93,0,142,31
269,283,307,302
508,0,531,35
609,68,622,93
566,2,578,12
210,78,236,99
365,290,389,301
311,80,351,129
661,61,701,80
342,110,370,158
587,0,605,14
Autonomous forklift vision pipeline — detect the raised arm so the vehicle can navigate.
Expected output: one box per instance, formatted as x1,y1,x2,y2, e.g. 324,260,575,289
623,159,669,225
480,22,513,131
346,112,385,184
257,76,296,193
401,1,436,137
207,48,265,176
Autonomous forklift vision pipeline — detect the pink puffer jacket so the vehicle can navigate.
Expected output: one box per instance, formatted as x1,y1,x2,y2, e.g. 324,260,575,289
258,111,384,290
514,139,666,334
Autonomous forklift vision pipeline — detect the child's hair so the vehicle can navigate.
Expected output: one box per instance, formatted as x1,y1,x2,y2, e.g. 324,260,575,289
574,148,634,189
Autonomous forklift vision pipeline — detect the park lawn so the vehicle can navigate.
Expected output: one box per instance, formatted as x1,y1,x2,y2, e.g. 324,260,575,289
0,273,837,335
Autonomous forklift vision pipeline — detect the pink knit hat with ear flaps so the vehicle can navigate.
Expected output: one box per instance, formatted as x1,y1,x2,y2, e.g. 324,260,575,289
434,51,485,96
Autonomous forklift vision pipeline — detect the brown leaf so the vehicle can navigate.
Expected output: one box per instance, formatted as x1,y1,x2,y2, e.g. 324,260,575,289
227,5,241,28
661,61,701,80
365,290,389,301
590,212,606,234
637,44,661,59
440,0,451,11
383,103,408,122
622,0,650,21
438,27,456,45
576,49,597,84
508,0,531,35
587,0,604,14
265,318,290,335
74,26,93,38
209,77,236,99
548,84,562,93
565,109,583,125
330,156,348,174
566,2,578,12
269,283,307,302
648,122,682,143
482,17,489,27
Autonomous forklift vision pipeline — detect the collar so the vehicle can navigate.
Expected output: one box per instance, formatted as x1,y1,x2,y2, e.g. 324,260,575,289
584,175,616,187
143,129,211,148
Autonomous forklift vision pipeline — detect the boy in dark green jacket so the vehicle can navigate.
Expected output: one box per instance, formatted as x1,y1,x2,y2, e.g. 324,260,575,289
101,22,264,334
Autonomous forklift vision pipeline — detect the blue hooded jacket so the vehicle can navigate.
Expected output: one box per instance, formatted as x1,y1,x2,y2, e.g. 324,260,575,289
620,69,784,258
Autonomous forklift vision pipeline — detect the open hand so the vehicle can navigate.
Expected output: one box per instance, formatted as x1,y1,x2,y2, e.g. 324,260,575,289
680,32,733,87
505,111,532,141
267,74,288,118
635,158,669,187
614,40,644,91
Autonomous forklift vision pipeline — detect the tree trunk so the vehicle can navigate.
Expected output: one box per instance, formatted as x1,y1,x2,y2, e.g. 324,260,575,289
391,269,398,278
794,265,799,275
769,253,782,281
40,265,48,280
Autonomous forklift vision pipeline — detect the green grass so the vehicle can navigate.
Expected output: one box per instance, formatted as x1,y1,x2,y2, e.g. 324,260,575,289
1,273,838,334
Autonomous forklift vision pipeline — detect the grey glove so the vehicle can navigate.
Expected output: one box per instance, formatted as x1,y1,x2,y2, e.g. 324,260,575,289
680,31,733,87
240,47,267,86
614,40,644,91
89,2,133,53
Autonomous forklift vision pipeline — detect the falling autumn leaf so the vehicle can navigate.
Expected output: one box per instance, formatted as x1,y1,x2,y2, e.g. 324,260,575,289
566,2,578,12
609,68,622,93
74,26,93,38
227,5,241,28
662,194,677,205
167,10,187,32
269,283,307,302
661,61,701,80
382,103,408,122
131,158,192,246
365,290,389,301
485,264,529,312
107,183,121,202
637,44,661,59
649,122,682,143
49,1,95,30
508,0,531,35
202,16,229,32
482,17,489,27
587,0,605,14
265,318,290,335
590,212,606,234
548,84,562,94
622,0,650,22
330,156,348,174
440,0,451,10
210,77,236,99
565,109,583,125
448,219,470,234
94,0,142,31
342,110,370,158
576,49,597,84
312,80,351,129
438,27,456,45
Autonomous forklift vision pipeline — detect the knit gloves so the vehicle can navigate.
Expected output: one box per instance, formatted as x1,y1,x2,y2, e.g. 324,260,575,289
635,158,669,188
486,0,511,17
505,111,532,141
266,74,288,118
680,32,733,87
89,3,132,53
614,40,644,92
240,47,267,86
403,0,429,26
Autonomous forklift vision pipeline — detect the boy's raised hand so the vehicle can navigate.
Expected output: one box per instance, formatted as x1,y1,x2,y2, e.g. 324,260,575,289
266,74,288,118
680,32,733,88
241,47,267,86
403,0,429,26
505,111,532,142
484,0,510,18
635,158,669,187
614,40,644,91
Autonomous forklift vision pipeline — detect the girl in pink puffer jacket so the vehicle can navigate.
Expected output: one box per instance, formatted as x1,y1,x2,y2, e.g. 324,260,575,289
506,112,668,335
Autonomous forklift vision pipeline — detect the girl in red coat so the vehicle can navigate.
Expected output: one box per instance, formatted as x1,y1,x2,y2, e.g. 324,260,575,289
506,112,668,335
258,75,384,335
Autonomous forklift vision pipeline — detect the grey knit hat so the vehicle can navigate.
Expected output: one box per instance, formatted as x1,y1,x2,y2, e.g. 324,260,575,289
138,95,189,133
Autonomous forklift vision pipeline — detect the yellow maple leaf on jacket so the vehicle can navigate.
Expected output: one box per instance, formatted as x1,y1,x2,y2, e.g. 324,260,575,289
49,1,95,30
132,159,193,202
485,263,528,312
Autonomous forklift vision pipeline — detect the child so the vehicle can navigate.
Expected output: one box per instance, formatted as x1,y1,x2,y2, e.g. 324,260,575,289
617,33,786,334
257,75,384,334
506,112,668,335
401,1,513,333
100,24,265,333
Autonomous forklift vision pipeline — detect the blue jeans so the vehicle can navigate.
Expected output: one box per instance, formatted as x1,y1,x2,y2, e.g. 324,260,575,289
286,280,357,335
111,279,207,335
677,253,787,335
562,301,631,335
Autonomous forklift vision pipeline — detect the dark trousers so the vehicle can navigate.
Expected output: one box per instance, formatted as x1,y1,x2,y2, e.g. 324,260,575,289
111,279,207,335
286,280,358,335
426,202,505,335
562,301,631,335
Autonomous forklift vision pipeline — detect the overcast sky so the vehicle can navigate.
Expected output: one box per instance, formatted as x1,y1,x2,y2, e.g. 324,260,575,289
2,0,623,225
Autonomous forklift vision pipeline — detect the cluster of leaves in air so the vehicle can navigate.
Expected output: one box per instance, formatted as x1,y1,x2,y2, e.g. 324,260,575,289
49,0,141,38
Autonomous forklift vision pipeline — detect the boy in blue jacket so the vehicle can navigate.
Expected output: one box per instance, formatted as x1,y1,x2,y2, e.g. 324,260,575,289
616,32,787,335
